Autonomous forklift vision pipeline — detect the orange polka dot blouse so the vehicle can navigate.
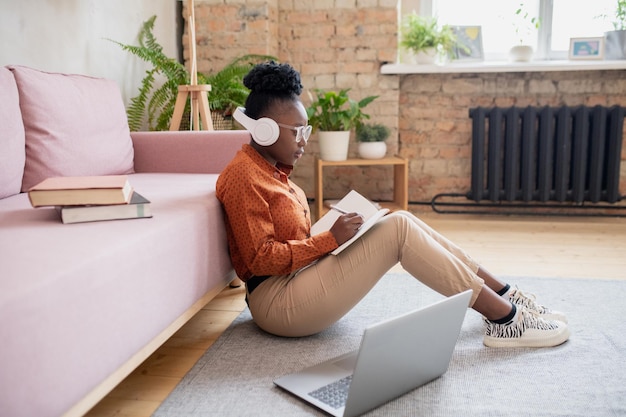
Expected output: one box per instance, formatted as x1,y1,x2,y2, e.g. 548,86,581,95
216,144,338,282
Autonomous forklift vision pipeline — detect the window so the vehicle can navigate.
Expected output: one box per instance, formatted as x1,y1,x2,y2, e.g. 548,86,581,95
408,0,617,61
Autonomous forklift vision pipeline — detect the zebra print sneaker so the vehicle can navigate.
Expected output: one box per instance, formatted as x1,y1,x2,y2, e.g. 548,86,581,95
508,288,568,323
484,307,570,348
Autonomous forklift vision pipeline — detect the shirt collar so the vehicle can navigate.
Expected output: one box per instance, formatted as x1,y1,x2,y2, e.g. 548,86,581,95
242,144,293,177
275,162,294,176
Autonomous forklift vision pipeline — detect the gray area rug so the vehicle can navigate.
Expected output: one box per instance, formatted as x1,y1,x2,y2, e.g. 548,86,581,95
154,274,626,417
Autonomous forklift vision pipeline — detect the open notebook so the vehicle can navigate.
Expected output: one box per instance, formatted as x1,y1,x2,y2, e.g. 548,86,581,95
311,190,389,255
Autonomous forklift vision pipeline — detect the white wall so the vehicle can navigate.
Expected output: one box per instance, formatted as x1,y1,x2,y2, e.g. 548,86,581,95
0,0,180,106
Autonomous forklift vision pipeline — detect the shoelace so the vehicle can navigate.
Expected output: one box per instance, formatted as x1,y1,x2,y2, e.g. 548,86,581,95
510,288,550,314
519,308,560,330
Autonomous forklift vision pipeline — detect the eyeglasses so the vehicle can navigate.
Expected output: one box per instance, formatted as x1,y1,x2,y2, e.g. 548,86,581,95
276,122,313,144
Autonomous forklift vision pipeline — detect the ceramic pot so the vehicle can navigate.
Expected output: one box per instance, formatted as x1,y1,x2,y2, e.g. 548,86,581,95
405,48,438,65
605,30,626,59
509,45,534,62
358,142,387,159
414,48,438,64
318,130,350,161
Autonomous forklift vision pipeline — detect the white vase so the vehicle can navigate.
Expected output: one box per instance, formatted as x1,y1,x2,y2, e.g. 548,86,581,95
318,131,350,161
414,47,438,64
605,30,626,59
358,142,387,159
509,45,534,62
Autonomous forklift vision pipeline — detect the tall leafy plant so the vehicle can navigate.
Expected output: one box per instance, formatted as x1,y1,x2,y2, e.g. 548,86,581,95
203,54,277,116
306,89,378,132
109,15,188,131
110,15,276,131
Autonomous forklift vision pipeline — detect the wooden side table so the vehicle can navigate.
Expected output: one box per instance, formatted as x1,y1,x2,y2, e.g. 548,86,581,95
314,156,409,220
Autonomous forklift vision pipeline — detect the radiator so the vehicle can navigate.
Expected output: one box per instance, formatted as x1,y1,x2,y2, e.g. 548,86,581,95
468,105,624,204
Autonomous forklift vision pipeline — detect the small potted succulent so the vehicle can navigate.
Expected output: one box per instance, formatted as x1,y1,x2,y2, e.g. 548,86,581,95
400,13,457,64
355,123,390,159
306,89,378,161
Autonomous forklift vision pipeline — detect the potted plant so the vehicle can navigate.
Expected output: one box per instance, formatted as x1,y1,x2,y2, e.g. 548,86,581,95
400,13,457,64
201,54,277,129
510,3,540,62
356,123,390,159
306,89,378,161
605,0,626,59
111,15,275,131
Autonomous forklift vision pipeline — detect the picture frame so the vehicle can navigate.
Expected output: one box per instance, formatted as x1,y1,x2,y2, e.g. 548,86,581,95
451,26,484,61
569,37,605,60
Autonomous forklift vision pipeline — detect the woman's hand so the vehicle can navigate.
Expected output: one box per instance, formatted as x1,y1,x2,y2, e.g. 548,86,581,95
329,212,365,246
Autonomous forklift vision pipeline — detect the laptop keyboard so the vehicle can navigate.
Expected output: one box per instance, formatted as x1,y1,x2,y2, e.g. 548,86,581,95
308,375,353,409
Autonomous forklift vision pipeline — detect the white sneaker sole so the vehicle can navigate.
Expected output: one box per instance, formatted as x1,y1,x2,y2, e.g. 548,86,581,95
483,321,570,348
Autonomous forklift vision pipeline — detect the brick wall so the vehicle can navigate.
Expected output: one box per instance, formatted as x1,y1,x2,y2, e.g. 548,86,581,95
187,1,626,206
186,0,279,70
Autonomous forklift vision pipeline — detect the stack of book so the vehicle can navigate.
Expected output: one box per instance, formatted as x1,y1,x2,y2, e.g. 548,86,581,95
28,175,152,224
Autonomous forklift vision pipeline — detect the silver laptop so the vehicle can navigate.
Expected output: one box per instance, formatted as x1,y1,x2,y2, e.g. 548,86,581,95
274,290,472,417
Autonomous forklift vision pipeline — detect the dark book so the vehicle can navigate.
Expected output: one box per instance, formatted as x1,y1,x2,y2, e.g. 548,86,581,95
57,192,152,224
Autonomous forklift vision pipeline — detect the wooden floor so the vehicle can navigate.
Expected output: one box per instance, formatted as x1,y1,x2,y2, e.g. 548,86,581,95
84,212,626,417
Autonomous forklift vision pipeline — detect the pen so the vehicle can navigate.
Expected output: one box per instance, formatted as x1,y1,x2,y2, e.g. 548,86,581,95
329,204,350,214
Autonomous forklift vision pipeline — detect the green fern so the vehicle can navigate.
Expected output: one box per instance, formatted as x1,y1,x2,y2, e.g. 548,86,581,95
125,70,154,131
203,54,277,115
111,15,276,131
109,16,188,130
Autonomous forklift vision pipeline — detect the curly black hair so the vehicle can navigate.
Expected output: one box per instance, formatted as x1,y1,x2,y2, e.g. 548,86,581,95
242,61,303,119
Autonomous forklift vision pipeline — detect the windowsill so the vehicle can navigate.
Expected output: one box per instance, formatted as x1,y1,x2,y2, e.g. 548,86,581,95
381,60,626,75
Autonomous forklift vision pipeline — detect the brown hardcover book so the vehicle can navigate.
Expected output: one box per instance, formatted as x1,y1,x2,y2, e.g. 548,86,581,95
56,191,152,224
28,175,133,207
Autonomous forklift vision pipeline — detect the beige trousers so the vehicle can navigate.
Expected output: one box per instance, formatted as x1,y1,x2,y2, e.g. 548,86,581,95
247,211,485,337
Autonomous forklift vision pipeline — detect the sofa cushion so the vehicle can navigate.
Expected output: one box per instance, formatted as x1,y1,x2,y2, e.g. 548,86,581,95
0,172,234,417
0,67,26,199
9,65,135,192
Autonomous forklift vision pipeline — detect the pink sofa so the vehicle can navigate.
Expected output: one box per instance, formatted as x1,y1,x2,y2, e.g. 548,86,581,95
0,66,249,417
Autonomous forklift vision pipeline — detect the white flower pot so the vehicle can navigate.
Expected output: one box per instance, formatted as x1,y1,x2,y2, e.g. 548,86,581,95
509,45,534,62
358,142,387,159
318,130,350,161
414,48,438,64
404,48,438,65
605,30,626,59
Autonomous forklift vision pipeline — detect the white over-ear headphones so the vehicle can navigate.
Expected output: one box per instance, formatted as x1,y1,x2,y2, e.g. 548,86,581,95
233,107,280,146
